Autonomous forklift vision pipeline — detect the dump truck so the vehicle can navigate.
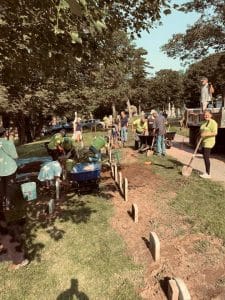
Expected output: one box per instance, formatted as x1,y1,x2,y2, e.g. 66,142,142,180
186,99,225,153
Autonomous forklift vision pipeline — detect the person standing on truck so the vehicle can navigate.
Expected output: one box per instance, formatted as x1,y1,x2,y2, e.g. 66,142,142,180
200,110,218,179
200,77,214,111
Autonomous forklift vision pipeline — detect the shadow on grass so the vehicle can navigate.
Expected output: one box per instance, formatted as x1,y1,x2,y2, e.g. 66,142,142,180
57,278,89,300
25,194,97,261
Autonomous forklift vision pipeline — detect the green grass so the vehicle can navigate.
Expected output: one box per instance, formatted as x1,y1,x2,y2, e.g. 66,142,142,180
167,125,189,137
17,130,106,158
140,154,225,241
4,131,143,300
0,195,142,300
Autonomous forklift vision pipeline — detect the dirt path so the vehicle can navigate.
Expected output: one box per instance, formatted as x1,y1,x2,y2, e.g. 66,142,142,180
108,148,225,300
167,134,225,182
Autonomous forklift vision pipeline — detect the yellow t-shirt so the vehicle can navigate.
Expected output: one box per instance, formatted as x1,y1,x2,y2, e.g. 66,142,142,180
133,119,147,133
200,119,218,148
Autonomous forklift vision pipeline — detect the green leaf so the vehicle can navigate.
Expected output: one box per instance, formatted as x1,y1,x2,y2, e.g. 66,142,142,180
70,31,82,44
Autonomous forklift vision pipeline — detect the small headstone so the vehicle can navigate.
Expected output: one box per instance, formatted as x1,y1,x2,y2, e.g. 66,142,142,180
124,178,128,201
119,172,123,193
111,164,114,178
114,164,118,183
174,277,191,300
55,180,60,200
109,149,112,163
132,203,138,223
149,232,160,261
48,199,55,214
168,279,179,300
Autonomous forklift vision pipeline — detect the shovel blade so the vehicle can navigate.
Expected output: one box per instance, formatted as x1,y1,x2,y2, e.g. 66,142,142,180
146,150,154,157
182,165,193,177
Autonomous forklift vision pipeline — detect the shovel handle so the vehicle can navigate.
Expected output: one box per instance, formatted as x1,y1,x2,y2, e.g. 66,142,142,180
186,138,202,168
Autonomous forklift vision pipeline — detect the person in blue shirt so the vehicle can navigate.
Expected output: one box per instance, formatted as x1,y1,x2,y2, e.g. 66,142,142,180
0,127,18,211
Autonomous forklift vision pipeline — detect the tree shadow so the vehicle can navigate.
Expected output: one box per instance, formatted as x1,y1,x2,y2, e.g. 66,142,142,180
57,278,89,300
24,193,97,261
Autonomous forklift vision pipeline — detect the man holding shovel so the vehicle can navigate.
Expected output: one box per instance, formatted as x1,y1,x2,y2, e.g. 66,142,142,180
152,110,166,156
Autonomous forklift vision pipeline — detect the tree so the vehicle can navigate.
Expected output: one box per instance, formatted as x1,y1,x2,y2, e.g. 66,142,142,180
0,0,171,143
146,69,184,110
162,1,225,62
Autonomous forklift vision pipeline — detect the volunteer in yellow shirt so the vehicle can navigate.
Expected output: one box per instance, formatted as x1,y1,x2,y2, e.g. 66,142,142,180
132,115,148,149
200,110,218,179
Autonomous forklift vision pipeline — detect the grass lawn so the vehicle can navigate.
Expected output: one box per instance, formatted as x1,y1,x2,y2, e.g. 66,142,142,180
0,130,143,300
167,125,189,137
141,154,225,241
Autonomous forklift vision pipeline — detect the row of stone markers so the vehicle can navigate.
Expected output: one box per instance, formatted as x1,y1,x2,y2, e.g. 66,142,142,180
107,145,191,300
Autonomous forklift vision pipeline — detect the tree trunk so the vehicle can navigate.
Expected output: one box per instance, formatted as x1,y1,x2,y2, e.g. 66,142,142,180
112,102,116,119
16,114,26,145
126,98,132,119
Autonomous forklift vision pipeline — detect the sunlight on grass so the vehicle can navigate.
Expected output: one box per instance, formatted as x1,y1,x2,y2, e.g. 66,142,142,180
0,195,142,300
140,153,225,241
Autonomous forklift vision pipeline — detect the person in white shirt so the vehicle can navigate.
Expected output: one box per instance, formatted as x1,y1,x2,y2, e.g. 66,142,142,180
200,77,214,111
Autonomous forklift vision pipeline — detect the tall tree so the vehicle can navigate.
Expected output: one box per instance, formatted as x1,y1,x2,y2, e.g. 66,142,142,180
162,0,225,62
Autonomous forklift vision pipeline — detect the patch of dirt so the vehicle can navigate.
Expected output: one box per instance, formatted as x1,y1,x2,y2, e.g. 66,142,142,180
108,150,225,300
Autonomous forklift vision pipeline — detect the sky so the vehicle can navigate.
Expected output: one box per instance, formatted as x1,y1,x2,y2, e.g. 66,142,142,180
135,8,199,75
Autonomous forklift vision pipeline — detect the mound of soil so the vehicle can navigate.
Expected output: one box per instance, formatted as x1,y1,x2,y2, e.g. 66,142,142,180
108,150,225,300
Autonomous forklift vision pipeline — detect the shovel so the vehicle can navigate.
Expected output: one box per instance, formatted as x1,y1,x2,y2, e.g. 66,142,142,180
182,138,202,177
146,135,155,157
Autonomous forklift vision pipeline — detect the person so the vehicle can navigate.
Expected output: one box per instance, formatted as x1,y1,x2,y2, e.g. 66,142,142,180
0,127,18,210
62,137,77,158
47,129,66,160
199,110,218,179
120,111,128,147
103,115,110,130
152,110,166,156
200,77,214,111
111,117,120,147
72,118,83,147
38,156,65,189
132,115,148,149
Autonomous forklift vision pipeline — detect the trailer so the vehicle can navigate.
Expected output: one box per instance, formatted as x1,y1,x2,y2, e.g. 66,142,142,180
186,107,225,153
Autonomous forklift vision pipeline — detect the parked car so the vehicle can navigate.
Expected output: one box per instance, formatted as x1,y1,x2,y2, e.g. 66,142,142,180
41,122,73,136
80,119,105,130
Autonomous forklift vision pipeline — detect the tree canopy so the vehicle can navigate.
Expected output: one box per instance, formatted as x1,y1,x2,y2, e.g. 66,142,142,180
162,0,225,62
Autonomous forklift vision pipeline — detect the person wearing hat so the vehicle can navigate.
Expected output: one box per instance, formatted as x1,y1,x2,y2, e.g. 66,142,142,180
72,118,83,148
47,129,66,160
200,77,214,111
152,110,166,156
0,127,18,211
132,115,148,149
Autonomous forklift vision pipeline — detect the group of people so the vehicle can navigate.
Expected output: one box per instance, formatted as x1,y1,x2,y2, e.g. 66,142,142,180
132,110,167,156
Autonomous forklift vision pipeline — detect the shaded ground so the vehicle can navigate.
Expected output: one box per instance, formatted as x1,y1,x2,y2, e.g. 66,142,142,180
110,147,225,300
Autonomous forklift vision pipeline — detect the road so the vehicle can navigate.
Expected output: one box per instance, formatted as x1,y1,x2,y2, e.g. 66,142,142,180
167,134,225,182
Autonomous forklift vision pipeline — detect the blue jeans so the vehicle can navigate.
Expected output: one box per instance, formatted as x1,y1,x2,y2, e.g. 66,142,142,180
156,135,166,155
120,127,128,142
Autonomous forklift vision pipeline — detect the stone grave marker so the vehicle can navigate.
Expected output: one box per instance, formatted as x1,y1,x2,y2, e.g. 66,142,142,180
114,163,118,182
132,203,138,223
124,178,128,201
111,164,114,178
149,232,160,261
168,279,179,300
174,277,191,300
119,172,123,193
